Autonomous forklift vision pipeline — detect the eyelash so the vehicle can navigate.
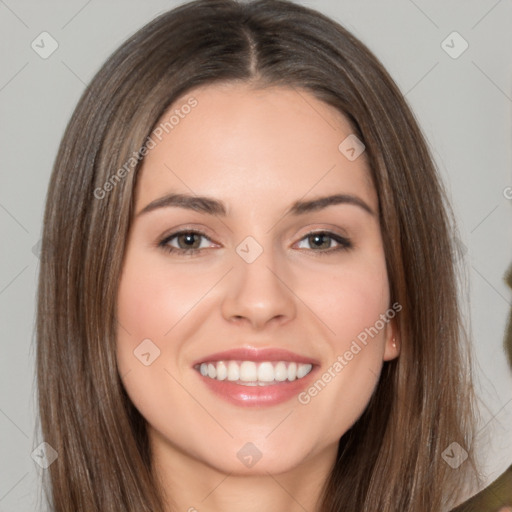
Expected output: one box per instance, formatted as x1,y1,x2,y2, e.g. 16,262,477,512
157,229,353,257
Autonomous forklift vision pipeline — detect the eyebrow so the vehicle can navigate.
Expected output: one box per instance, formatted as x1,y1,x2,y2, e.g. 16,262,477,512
136,192,375,218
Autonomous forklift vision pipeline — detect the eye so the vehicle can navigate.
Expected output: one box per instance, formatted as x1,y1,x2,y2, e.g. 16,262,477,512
158,229,352,257
158,230,215,255
295,231,352,254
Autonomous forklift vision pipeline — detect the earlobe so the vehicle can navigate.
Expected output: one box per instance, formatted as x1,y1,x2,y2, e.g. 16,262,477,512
383,323,400,361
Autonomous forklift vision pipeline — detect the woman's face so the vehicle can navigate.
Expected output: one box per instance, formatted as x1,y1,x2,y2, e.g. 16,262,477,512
116,83,399,476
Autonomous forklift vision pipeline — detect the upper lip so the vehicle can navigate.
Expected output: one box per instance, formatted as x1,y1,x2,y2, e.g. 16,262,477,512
192,347,319,366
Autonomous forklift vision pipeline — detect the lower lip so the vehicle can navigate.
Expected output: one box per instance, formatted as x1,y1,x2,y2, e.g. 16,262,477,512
196,368,317,407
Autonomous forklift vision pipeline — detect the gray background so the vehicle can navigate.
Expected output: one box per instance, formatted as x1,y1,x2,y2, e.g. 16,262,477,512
0,0,511,510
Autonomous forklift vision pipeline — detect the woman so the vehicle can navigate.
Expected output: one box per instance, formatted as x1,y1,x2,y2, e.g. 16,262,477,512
36,0,481,510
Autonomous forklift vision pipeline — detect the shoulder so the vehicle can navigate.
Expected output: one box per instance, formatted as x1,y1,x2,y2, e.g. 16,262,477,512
450,464,512,512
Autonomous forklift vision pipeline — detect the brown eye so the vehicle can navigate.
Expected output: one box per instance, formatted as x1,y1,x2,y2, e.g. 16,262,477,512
296,231,352,253
308,233,332,250
158,230,213,255
175,232,202,250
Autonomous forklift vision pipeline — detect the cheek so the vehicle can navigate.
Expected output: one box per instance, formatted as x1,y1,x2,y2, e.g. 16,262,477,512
293,255,390,429
300,253,390,349
115,253,187,400
115,254,196,444
336,271,389,346
116,252,211,346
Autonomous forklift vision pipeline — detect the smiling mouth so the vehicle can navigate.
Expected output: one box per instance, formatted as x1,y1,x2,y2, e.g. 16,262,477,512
194,360,313,386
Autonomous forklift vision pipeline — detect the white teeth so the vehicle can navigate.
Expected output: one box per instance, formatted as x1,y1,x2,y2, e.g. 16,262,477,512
197,360,313,384
257,362,275,382
287,362,297,381
227,361,239,381
216,361,227,381
297,363,310,379
274,361,288,381
239,361,257,382
207,363,216,379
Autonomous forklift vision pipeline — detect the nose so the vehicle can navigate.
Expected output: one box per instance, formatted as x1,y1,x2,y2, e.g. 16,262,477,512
220,247,297,330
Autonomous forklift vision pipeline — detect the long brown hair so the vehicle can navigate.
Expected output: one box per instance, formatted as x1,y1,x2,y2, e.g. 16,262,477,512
36,0,479,510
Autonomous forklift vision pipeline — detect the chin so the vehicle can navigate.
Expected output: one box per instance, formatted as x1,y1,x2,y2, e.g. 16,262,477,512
193,434,322,476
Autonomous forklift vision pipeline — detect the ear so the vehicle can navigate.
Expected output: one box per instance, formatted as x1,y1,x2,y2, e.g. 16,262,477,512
383,318,400,361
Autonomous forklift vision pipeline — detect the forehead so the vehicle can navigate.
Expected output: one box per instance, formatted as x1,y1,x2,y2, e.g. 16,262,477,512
135,83,377,215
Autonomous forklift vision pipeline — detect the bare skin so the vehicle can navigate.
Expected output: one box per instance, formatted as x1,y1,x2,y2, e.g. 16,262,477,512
116,83,400,512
